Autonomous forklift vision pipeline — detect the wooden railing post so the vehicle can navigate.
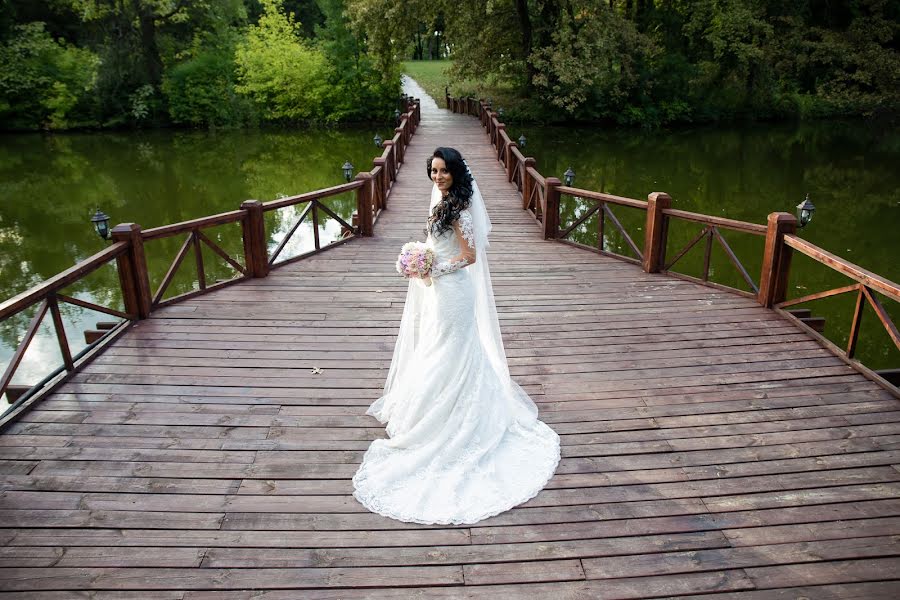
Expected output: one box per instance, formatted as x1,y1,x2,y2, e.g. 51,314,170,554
393,129,405,164
522,157,536,210
373,157,388,209
381,140,394,177
356,172,374,237
505,143,517,182
494,123,506,157
643,192,672,273
240,200,269,278
758,212,798,307
544,177,562,240
111,223,152,319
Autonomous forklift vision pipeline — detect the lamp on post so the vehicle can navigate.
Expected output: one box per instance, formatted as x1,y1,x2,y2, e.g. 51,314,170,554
374,133,383,148
90,209,111,241
518,134,527,148
497,107,504,120
796,193,815,228
342,160,354,182
393,108,401,123
564,167,575,187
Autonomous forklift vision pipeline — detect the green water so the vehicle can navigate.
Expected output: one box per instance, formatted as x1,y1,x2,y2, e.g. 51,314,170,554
0,127,385,403
1,120,898,406
511,120,899,371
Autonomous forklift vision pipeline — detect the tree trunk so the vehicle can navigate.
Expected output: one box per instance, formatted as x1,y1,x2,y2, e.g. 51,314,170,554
136,4,163,87
514,0,534,92
635,0,647,31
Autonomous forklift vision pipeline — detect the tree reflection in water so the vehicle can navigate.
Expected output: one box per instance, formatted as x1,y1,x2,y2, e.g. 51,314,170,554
1,127,377,397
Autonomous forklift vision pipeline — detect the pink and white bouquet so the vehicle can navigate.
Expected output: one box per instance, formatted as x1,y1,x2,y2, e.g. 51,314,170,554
396,242,434,279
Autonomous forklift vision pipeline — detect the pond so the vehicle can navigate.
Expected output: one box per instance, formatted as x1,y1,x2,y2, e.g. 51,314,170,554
509,119,899,371
1,126,387,405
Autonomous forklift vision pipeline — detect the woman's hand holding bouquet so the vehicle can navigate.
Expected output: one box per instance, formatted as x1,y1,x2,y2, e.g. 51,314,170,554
396,242,434,286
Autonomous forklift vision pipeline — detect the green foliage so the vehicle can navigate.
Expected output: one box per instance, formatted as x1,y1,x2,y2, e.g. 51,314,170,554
0,0,395,129
529,3,650,121
164,47,256,126
4,0,896,129
234,0,333,121
316,0,399,121
441,0,523,88
162,15,258,128
0,22,100,129
380,0,900,127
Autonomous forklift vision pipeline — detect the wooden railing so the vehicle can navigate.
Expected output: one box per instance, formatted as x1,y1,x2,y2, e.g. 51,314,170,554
0,98,421,420
557,187,647,267
655,206,767,297
0,243,134,411
448,93,899,389
775,235,900,362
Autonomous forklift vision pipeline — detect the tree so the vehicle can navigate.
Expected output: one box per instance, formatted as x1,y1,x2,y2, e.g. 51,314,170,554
234,0,332,121
0,22,100,129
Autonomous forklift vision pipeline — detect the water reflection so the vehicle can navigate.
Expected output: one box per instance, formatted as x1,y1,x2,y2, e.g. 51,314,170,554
1,126,381,400
515,120,899,369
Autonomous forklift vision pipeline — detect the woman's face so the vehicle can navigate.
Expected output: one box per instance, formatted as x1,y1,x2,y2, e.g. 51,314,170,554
430,157,453,195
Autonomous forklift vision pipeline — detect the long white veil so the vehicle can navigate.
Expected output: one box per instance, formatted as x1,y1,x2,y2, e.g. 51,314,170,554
367,164,539,428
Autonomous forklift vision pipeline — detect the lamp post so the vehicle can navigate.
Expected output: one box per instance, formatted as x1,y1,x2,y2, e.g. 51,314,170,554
374,133,383,148
518,134,527,148
564,167,575,186
90,209,111,241
497,107,504,120
393,108,401,124
342,160,354,182
796,193,815,228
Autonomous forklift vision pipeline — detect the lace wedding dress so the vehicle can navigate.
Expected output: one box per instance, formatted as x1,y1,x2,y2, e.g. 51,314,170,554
351,179,561,525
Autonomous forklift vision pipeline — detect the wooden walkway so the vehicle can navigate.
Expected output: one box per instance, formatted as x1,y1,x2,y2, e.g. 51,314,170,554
1,79,899,598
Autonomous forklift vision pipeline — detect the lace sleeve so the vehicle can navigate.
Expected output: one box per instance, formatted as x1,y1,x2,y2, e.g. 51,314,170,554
430,210,476,279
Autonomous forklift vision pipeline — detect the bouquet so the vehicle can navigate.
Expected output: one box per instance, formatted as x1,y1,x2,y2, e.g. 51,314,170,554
396,242,434,280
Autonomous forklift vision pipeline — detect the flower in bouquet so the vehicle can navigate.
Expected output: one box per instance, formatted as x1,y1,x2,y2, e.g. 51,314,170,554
396,242,434,279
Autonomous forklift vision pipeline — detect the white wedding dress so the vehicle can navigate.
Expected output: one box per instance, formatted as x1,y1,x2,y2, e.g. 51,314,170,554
351,178,561,525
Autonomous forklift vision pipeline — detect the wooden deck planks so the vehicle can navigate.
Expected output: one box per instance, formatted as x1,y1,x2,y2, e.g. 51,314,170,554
0,81,898,596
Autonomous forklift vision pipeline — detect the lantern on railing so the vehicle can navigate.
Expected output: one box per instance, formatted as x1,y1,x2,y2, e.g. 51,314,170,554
564,167,575,186
497,107,504,120
394,108,401,122
342,160,354,182
518,134,527,148
374,133,383,148
796,193,815,228
487,97,493,108
90,209,111,240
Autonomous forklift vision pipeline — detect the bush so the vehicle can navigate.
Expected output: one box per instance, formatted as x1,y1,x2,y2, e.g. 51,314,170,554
163,45,256,127
0,22,99,130
234,0,333,122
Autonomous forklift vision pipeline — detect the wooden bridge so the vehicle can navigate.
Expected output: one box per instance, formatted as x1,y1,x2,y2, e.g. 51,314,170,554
1,79,899,598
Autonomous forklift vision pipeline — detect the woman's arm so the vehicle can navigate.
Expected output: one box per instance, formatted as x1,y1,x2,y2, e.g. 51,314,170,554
426,211,476,281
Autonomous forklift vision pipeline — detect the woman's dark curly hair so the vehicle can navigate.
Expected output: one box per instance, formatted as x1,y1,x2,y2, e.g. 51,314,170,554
424,147,473,238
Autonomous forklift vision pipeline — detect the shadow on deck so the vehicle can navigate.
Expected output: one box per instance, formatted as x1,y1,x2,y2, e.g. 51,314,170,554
1,79,899,598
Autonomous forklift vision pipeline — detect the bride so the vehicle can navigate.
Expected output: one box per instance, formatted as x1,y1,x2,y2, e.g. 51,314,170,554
352,147,561,525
